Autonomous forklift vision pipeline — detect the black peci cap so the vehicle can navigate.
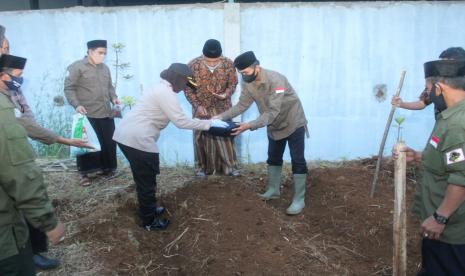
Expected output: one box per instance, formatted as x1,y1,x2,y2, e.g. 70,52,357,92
203,39,222,58
87,40,107,49
0,54,27,70
234,51,259,70
424,59,465,78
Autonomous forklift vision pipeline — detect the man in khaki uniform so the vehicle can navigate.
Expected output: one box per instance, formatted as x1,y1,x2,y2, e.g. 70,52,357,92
395,59,465,274
0,56,64,275
216,51,309,215
0,55,91,149
64,40,120,185
1,29,89,150
0,25,9,55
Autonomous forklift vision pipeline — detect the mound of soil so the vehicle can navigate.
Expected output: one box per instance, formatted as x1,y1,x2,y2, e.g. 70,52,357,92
64,160,422,275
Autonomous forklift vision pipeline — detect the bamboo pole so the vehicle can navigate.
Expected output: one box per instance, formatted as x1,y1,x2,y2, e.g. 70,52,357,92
370,70,406,197
393,142,407,276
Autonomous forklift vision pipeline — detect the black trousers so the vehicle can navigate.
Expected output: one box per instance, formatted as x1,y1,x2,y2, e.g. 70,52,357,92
88,117,117,171
118,143,160,226
0,239,35,276
420,239,465,275
27,222,47,254
267,126,308,174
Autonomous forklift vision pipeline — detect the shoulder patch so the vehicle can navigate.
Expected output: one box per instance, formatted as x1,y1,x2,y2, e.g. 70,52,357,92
430,135,439,149
275,87,285,94
446,148,465,165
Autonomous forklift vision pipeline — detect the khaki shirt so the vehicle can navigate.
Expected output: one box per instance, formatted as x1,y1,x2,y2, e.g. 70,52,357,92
414,99,465,244
0,87,59,144
0,93,57,261
64,57,117,118
220,68,307,140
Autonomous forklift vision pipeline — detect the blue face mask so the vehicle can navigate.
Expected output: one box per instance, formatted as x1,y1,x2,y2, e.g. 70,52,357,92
4,74,23,91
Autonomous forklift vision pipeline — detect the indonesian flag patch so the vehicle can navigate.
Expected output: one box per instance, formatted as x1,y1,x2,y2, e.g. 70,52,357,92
446,148,465,165
430,135,439,149
275,87,285,94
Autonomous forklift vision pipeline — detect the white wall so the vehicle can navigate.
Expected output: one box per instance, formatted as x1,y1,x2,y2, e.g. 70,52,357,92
1,2,463,164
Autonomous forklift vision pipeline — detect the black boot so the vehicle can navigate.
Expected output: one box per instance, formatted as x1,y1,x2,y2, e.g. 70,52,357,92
33,253,60,270
144,218,170,231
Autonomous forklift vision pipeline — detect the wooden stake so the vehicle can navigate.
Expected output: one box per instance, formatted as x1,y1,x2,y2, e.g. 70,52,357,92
370,70,406,197
393,142,407,276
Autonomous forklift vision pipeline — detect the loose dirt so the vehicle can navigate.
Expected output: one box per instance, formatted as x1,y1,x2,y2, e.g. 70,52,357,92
42,159,422,276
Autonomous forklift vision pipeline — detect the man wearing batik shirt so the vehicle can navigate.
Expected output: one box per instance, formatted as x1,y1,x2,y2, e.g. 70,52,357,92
184,39,239,177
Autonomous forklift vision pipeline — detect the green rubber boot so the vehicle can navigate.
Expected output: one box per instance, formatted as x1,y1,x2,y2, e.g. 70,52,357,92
257,166,282,200
286,174,307,215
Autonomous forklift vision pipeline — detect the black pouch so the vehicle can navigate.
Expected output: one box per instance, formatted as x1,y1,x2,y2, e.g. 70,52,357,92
207,121,239,137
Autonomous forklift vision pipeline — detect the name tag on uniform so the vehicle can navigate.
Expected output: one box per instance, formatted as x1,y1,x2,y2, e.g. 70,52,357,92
14,108,21,118
430,136,439,148
275,87,285,94
446,148,465,165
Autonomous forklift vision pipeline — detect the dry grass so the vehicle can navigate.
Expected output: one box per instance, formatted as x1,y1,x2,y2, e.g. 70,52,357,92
38,159,202,276
37,159,374,275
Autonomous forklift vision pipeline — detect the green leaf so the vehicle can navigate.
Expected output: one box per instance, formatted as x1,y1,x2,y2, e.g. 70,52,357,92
121,95,135,107
395,116,405,125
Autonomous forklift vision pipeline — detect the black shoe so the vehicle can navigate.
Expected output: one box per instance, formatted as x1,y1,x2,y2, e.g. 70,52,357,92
33,253,60,270
154,206,165,215
144,218,170,231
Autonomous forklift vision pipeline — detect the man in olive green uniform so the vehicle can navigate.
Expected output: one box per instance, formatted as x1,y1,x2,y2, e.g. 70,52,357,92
64,39,120,185
396,59,465,274
216,51,309,215
0,53,90,270
0,55,64,275
1,24,90,269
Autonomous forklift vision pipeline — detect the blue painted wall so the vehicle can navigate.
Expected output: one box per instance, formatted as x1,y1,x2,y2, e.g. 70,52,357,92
1,2,463,164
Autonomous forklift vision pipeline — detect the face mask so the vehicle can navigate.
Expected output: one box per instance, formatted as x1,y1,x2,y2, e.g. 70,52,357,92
242,67,257,83
430,83,447,113
3,74,23,91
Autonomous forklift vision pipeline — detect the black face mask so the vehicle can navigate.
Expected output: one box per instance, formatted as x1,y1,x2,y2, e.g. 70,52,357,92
430,83,447,113
242,67,257,83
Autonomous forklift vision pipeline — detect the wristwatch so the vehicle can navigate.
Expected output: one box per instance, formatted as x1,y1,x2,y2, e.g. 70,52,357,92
433,211,449,225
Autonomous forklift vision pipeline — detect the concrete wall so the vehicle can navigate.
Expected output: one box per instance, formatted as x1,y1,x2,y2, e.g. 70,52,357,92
1,1,464,164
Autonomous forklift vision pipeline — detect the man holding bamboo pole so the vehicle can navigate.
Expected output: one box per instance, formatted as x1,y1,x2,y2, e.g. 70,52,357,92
391,47,465,115
394,59,465,275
